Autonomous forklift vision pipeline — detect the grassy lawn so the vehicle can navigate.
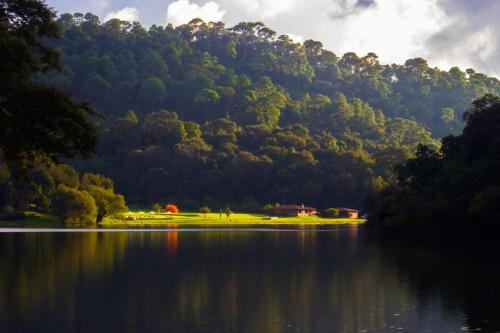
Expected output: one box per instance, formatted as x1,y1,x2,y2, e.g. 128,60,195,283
0,211,366,228
102,212,366,226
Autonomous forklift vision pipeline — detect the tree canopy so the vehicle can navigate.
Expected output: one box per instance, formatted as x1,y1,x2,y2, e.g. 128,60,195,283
370,95,500,230
0,0,99,166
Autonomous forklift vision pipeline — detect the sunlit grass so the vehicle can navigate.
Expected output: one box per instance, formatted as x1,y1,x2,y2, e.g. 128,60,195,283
102,212,366,226
0,211,366,227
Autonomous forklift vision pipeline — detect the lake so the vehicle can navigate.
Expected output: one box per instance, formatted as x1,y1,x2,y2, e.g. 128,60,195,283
0,226,499,333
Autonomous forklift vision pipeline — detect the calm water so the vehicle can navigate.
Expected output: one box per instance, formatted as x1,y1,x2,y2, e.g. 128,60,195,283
0,226,499,333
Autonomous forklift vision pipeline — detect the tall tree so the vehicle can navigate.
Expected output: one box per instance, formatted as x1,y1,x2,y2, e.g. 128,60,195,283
0,0,98,166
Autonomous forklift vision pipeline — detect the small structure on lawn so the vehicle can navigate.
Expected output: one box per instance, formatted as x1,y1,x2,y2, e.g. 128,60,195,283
337,208,360,219
270,204,318,217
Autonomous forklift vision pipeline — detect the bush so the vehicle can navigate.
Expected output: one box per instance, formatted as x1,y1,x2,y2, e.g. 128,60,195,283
1,205,15,214
263,203,279,213
323,208,340,218
52,185,97,225
199,206,211,218
238,198,260,212
152,203,161,213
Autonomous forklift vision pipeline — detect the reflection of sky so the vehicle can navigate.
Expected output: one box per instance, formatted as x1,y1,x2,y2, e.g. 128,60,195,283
45,0,500,78
0,229,495,332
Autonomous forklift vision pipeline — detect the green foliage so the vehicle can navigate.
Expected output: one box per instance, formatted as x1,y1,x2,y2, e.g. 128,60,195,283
52,185,97,225
80,173,128,223
0,151,129,224
0,154,86,212
138,77,167,111
371,95,500,229
47,164,80,189
143,110,187,146
152,203,161,213
199,206,211,218
263,203,279,213
81,173,114,190
324,208,340,218
0,1,99,166
441,107,455,123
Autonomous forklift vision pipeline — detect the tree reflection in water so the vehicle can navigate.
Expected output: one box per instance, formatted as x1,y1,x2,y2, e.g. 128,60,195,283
0,228,498,333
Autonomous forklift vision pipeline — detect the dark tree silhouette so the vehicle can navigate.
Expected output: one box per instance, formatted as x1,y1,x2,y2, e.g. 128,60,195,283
0,0,98,166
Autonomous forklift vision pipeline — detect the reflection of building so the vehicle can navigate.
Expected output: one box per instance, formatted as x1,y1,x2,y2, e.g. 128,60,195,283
338,208,360,219
270,204,318,217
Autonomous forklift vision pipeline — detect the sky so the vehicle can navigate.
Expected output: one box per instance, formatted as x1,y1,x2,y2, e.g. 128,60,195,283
45,0,500,78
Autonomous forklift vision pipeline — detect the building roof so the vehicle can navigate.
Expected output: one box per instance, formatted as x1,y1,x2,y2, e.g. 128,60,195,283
272,205,317,211
337,207,360,212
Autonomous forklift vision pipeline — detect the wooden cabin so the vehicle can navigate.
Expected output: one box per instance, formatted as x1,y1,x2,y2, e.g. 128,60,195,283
338,208,360,219
270,204,318,217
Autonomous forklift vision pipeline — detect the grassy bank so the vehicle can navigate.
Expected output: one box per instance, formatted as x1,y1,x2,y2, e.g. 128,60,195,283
1,211,365,227
0,211,60,227
102,212,366,226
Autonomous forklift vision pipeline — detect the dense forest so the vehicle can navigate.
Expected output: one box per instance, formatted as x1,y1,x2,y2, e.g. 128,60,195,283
0,1,125,224
370,94,500,230
3,7,500,214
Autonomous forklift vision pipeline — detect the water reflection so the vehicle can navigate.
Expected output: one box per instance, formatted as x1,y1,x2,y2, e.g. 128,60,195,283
0,228,498,333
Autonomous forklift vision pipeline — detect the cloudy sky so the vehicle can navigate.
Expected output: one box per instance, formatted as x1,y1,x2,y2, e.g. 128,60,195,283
45,0,500,77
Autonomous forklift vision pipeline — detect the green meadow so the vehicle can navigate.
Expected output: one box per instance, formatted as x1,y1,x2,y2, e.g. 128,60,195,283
0,211,365,227
102,212,366,226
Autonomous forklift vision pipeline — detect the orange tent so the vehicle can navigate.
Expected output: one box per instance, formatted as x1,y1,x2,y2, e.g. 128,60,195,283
164,204,179,214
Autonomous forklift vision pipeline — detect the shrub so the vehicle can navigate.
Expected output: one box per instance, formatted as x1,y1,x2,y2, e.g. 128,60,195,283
152,203,161,213
323,208,340,218
263,203,279,213
1,205,14,214
199,206,211,218
238,198,260,212
52,185,97,225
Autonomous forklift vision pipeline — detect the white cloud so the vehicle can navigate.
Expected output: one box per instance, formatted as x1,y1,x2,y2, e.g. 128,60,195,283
230,0,301,19
166,0,226,26
287,33,303,44
259,0,300,18
424,0,500,77
104,7,140,22
331,0,446,64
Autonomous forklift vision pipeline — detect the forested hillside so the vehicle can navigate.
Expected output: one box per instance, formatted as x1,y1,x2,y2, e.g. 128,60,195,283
36,13,500,210
371,94,500,230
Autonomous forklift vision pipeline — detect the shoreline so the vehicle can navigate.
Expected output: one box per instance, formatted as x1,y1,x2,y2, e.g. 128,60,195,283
0,225,362,233
0,212,366,229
